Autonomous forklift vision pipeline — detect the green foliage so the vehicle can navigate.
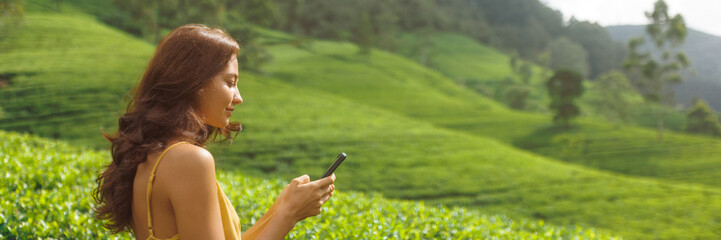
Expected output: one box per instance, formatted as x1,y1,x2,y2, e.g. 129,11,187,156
106,0,278,43
503,54,535,110
0,12,152,148
504,84,532,110
474,0,563,58
395,32,550,113
607,25,721,112
624,0,690,141
233,26,273,73
0,0,24,39
356,13,373,56
270,0,623,77
565,19,627,79
587,71,637,125
546,70,584,127
259,39,721,239
0,130,618,239
3,6,721,239
547,37,590,77
98,0,277,72
686,99,721,136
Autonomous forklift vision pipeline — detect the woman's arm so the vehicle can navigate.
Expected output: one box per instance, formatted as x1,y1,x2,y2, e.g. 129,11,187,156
239,194,282,239
242,174,336,240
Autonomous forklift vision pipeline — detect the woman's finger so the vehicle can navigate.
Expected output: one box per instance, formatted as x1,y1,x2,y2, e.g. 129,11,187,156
314,173,335,188
320,194,331,203
292,174,311,185
322,183,334,194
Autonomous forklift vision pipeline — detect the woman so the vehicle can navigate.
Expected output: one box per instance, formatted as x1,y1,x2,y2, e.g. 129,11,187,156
93,24,335,239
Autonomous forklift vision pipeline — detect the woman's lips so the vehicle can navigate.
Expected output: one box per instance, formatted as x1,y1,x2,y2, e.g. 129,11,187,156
226,108,234,117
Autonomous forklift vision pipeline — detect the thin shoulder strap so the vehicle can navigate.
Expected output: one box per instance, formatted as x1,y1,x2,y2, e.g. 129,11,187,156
147,141,190,236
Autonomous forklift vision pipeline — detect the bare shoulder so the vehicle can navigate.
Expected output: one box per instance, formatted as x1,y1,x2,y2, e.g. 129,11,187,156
161,143,216,180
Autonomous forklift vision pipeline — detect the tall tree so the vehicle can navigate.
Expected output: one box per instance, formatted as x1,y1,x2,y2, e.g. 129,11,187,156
546,70,584,128
588,70,636,125
504,54,533,110
566,18,627,79
686,99,721,136
624,0,690,141
547,37,590,77
509,53,533,84
356,12,373,56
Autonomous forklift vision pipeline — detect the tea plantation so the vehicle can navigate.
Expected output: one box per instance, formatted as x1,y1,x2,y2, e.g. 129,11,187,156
261,33,721,189
389,33,711,183
0,130,618,239
2,1,721,239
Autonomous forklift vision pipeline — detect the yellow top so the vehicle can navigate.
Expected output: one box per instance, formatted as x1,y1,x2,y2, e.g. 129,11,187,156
145,141,242,240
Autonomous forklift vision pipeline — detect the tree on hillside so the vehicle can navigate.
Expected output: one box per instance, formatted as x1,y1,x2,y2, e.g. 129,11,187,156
536,49,552,80
231,26,273,73
547,37,590,77
504,54,534,110
108,0,278,72
510,53,534,84
624,0,690,141
0,0,24,39
476,0,563,58
686,99,721,136
504,85,532,110
546,70,584,128
588,70,637,125
356,13,373,56
566,18,627,79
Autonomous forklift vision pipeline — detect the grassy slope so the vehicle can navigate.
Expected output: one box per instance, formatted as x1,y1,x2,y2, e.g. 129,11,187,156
224,30,721,239
1,5,720,239
396,32,689,130
2,130,617,239
257,34,721,239
0,12,149,148
397,33,721,186
395,32,551,112
261,33,721,189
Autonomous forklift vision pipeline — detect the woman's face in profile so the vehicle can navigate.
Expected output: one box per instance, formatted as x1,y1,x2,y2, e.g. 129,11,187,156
197,56,242,128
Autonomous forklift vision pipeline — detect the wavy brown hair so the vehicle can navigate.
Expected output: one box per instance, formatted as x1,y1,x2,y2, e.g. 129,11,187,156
93,24,241,234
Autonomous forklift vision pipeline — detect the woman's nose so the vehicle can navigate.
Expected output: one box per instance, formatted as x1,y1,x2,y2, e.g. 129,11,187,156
233,92,243,105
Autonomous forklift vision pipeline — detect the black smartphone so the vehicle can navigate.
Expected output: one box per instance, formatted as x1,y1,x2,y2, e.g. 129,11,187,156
321,153,346,179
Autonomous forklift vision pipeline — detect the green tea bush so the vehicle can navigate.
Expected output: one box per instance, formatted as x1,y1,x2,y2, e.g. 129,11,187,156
0,130,616,239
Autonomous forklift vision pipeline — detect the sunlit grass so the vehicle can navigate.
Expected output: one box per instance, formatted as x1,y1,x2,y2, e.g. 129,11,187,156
0,130,618,239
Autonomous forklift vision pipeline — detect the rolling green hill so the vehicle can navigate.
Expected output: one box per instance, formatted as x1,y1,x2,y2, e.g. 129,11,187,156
394,32,551,112
1,130,616,239
260,34,721,189
1,3,721,239
0,12,150,148
394,32,689,131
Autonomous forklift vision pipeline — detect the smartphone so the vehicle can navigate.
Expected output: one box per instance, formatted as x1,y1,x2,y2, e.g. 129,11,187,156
321,153,346,179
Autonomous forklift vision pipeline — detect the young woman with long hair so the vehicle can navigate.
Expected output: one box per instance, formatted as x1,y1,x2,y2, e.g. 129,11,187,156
93,24,335,239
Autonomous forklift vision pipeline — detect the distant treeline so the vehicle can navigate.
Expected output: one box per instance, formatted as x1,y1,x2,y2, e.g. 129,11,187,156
77,0,625,79
273,0,627,79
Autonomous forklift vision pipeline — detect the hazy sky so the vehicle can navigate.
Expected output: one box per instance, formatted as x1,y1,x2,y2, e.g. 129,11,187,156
540,0,721,37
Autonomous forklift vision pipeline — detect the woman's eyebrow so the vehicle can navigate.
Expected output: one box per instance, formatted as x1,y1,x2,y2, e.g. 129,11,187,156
220,73,238,81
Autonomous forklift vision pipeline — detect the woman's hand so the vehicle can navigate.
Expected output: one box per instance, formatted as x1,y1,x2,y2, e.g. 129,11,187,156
241,174,336,239
277,174,336,222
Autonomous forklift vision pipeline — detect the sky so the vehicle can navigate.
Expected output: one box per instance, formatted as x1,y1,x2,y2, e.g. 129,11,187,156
540,0,721,37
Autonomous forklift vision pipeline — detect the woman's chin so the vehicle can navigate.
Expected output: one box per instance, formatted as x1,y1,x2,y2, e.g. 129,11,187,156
206,120,228,129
